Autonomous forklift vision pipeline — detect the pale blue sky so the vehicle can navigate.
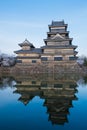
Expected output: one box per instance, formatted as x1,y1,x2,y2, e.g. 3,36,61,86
0,0,87,56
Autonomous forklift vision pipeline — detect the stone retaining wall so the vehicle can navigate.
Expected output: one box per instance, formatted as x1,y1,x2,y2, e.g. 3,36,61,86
0,61,85,75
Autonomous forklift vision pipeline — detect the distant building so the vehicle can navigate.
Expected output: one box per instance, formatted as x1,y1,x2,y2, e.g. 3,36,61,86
14,20,78,64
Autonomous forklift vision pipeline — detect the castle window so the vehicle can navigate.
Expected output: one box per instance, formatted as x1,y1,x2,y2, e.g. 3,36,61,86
54,84,63,88
41,57,48,61
32,81,36,84
32,60,36,63
16,60,22,63
41,82,47,87
54,57,62,61
69,41,72,45
70,84,77,88
69,57,77,60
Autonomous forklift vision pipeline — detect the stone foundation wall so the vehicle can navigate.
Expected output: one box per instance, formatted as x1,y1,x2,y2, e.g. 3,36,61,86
0,61,85,75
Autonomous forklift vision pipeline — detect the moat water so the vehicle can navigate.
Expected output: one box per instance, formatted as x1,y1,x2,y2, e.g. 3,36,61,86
0,74,87,130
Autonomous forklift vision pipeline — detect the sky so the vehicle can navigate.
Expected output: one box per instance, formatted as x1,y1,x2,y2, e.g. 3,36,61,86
0,0,87,56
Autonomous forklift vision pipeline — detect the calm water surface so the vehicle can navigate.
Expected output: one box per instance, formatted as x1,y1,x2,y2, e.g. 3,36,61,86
0,74,87,130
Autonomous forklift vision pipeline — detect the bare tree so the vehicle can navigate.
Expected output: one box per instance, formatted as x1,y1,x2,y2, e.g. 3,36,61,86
0,53,16,67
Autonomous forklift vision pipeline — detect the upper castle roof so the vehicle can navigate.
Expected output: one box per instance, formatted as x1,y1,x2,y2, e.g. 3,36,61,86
19,39,35,48
48,20,67,27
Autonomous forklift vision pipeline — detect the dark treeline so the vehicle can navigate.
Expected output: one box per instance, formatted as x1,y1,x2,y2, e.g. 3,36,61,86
0,53,16,67
77,56,87,67
83,57,87,66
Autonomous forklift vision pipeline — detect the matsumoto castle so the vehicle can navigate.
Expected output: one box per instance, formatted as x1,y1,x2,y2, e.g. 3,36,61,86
14,20,78,65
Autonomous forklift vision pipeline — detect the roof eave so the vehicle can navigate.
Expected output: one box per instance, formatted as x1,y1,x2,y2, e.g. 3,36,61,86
44,38,72,42
47,31,69,34
48,24,68,28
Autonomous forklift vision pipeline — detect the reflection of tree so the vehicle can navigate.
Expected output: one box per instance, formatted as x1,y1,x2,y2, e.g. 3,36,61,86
13,74,78,125
77,75,87,86
83,75,87,85
0,77,16,89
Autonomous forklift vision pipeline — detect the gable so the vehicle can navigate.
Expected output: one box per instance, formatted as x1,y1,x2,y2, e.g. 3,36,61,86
51,33,65,40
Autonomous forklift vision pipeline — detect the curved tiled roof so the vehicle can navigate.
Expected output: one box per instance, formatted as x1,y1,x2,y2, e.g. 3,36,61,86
41,45,77,49
14,48,42,54
19,39,35,48
52,21,64,26
48,20,67,27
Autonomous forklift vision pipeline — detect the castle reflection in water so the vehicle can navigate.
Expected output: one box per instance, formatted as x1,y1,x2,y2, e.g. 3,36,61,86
0,73,85,125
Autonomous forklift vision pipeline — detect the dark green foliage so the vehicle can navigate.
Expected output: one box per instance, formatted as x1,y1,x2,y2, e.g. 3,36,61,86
83,57,87,66
83,75,87,84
